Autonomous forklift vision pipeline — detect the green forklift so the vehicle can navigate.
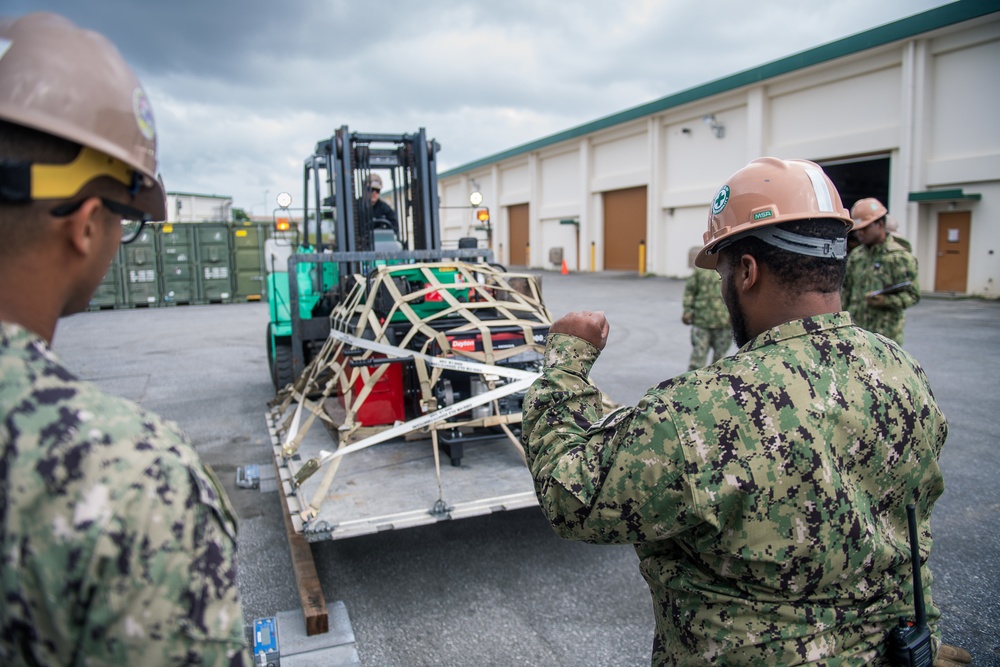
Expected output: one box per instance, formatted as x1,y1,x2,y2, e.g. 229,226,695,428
265,126,496,390
264,127,556,539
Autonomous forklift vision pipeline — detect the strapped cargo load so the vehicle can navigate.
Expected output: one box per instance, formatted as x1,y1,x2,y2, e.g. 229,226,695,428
268,260,559,541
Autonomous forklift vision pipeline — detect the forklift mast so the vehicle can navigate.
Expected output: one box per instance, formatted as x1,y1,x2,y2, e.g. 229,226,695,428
304,126,442,266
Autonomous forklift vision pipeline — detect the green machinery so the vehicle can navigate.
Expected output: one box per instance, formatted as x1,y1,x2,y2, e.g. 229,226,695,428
265,126,492,390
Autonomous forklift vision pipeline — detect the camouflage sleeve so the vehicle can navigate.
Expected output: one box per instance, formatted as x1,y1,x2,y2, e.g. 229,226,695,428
522,333,697,544
80,457,250,666
682,273,696,314
883,250,920,311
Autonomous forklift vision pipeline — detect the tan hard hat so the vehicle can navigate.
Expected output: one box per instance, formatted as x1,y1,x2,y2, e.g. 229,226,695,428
850,197,888,231
0,13,166,220
695,157,852,269
367,173,383,189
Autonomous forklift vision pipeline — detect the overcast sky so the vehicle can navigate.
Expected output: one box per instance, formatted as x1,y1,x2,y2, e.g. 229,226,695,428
8,0,953,216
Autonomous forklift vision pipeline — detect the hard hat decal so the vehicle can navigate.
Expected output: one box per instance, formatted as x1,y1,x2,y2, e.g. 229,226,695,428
712,185,730,215
753,210,773,221
0,38,11,61
133,88,156,141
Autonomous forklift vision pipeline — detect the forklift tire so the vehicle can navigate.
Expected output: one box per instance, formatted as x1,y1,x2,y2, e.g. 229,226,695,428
267,324,295,390
274,344,294,390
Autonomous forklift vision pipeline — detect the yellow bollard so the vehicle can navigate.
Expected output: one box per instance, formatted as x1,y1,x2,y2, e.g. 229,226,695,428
590,241,596,272
638,240,646,275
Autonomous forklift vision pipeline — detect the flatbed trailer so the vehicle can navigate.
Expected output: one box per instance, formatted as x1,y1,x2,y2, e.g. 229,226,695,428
262,127,555,637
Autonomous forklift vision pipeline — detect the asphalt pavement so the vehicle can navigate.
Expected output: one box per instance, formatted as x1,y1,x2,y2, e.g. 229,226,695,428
53,271,1000,666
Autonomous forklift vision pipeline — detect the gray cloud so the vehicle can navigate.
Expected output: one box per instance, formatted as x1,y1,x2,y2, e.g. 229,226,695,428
4,0,950,212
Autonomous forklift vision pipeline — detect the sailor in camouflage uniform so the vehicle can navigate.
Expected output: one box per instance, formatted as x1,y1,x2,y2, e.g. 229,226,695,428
842,198,920,345
0,13,250,665
681,267,731,370
522,158,959,666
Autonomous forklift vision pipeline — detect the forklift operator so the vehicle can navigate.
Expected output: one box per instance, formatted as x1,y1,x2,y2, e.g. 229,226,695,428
367,172,398,234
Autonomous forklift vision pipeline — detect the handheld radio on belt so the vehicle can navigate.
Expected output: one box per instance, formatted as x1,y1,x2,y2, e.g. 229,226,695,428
887,504,933,667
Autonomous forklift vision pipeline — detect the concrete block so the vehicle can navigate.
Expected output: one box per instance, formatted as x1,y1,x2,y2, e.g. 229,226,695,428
271,601,358,666
279,644,360,667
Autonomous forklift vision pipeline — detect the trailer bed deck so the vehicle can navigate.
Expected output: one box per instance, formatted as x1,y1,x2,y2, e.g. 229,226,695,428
267,407,538,542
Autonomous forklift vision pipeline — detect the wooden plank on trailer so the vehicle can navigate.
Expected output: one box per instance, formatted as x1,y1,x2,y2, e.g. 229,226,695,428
273,455,329,636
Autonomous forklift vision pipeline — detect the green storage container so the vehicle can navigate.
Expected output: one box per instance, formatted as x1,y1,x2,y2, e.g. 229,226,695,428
158,223,197,306
88,246,124,310
232,222,266,301
122,226,160,307
194,223,233,304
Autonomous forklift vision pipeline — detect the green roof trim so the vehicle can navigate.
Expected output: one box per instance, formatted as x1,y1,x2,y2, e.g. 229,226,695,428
440,1,998,179
908,189,982,202
166,191,233,200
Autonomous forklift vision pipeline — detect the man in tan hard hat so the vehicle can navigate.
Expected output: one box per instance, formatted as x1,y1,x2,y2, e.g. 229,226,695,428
843,197,920,345
522,158,969,665
366,172,398,234
0,13,250,665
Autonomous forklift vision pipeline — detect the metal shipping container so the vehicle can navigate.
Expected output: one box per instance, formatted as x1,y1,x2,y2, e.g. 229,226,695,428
194,223,233,304
158,223,197,306
232,222,267,301
122,226,160,307
88,246,125,310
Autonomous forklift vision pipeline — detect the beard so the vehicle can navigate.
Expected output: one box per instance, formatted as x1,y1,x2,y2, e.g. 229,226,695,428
723,270,752,348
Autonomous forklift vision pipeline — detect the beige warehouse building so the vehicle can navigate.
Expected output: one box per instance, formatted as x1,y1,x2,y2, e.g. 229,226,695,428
437,1,1000,297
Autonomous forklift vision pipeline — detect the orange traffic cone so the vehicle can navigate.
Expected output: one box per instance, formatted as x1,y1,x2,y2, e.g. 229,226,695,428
561,259,569,275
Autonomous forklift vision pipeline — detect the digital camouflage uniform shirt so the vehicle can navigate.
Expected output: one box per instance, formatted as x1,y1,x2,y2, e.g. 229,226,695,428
842,234,920,345
0,322,250,666
682,268,731,370
522,312,946,666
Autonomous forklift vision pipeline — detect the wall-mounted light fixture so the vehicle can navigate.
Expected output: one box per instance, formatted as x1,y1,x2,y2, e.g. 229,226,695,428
681,127,691,135
703,114,725,139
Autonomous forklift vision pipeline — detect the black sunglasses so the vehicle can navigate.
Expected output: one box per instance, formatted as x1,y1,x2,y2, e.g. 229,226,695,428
50,197,149,244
